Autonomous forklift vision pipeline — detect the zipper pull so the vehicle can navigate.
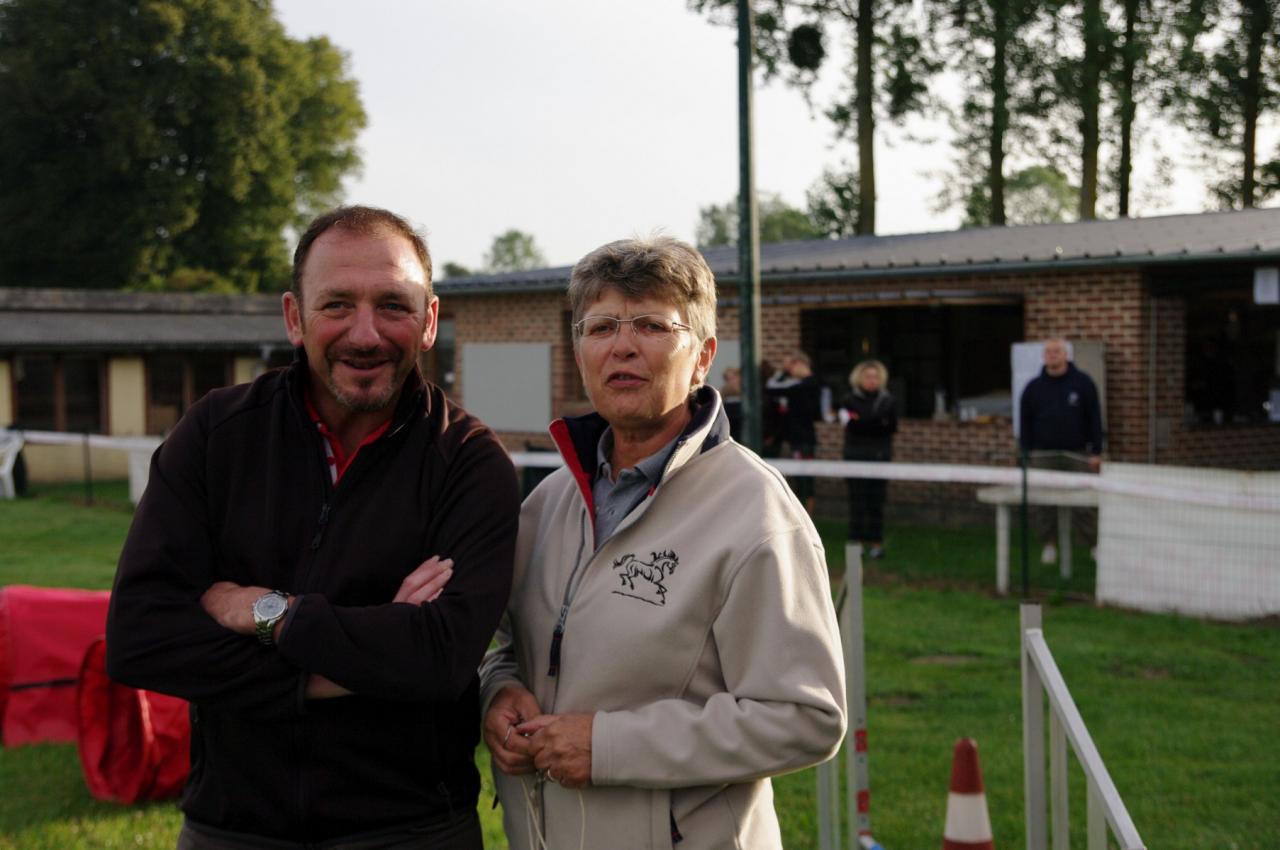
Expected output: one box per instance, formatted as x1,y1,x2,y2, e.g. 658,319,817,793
310,502,330,550
548,626,563,677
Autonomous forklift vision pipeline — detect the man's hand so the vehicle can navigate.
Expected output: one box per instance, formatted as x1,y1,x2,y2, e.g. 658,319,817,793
393,556,454,605
484,684,543,776
1088,454,1102,472
200,581,271,635
520,712,593,790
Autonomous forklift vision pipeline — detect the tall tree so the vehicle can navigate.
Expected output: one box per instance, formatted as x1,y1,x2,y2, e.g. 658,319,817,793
690,0,940,234
931,0,1055,224
0,0,364,291
484,229,546,273
696,192,823,248
1168,0,1280,207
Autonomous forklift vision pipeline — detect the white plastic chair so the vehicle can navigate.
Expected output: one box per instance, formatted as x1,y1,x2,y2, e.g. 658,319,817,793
0,430,23,499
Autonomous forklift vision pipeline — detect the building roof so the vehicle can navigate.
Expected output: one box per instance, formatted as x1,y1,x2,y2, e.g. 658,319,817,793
0,288,290,352
435,206,1280,295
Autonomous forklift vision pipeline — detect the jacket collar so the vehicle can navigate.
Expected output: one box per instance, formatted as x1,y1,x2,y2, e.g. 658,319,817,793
549,386,731,511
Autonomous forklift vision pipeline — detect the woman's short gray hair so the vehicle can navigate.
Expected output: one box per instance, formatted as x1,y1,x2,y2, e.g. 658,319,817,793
568,237,717,343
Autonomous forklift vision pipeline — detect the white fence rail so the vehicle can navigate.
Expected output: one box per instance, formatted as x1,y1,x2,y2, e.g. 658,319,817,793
11,429,160,505
1021,604,1145,850
511,453,1280,513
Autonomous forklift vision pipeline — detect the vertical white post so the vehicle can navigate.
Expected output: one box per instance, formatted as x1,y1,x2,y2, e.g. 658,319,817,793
845,543,872,845
996,504,1010,594
1057,506,1072,580
817,757,839,850
1050,712,1069,850
1086,777,1107,850
1022,603,1048,850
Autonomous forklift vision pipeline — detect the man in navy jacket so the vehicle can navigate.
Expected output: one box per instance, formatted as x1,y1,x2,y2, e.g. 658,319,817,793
1018,337,1103,563
1019,338,1103,467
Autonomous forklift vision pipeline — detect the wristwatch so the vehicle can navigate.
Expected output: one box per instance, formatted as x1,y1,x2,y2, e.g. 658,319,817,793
252,590,290,646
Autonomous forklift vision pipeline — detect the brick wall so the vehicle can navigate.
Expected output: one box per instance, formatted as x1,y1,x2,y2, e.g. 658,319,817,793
445,267,1279,489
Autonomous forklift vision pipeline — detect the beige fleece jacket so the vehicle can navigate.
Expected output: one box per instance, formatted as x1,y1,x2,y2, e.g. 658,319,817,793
480,407,846,850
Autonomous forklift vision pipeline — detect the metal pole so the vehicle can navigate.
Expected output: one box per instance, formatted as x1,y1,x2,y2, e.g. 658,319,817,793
1020,448,1029,598
82,431,94,505
737,0,763,453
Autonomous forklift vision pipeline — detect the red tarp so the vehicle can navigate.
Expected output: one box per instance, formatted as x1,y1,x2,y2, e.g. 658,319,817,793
0,585,110,746
77,638,190,803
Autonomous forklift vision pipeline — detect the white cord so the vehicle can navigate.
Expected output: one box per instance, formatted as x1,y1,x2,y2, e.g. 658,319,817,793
517,774,549,850
514,772,587,850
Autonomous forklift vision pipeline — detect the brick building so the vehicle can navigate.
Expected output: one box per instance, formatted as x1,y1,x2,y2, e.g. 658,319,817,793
435,208,1280,498
4,208,1278,496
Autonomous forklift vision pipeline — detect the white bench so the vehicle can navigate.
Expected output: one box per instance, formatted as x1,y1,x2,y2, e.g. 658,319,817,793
976,484,1099,594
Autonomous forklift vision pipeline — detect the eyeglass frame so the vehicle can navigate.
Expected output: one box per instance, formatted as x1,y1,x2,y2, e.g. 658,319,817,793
572,313,695,342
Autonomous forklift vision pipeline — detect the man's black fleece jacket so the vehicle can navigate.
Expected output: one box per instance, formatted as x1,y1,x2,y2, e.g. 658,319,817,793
106,360,519,844
1019,362,1104,455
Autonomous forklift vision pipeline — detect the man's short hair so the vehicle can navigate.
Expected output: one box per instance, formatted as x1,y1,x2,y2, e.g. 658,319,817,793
788,350,812,368
292,206,433,302
567,236,716,343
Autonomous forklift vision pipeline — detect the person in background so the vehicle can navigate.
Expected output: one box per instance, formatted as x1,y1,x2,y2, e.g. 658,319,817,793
758,358,784,457
1018,336,1104,563
721,366,743,441
767,351,822,514
840,360,897,560
479,236,845,850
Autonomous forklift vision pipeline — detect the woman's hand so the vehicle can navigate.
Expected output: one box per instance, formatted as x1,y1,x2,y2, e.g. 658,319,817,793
520,713,594,790
484,684,542,775
392,556,453,604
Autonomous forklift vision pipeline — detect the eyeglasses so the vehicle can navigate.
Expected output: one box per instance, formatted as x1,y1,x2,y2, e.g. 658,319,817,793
574,314,694,342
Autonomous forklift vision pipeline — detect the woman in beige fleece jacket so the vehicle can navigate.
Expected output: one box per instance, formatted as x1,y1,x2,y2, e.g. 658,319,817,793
479,237,847,850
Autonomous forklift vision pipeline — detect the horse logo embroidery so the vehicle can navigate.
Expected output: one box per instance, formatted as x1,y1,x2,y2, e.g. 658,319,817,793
612,550,679,606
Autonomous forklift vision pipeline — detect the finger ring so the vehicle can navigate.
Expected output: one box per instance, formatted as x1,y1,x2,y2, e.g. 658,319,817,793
547,769,558,784
503,726,514,747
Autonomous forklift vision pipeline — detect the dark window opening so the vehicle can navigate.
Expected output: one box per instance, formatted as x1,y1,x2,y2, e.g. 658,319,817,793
802,303,1024,419
1184,290,1280,425
147,353,231,435
13,355,57,430
13,354,103,432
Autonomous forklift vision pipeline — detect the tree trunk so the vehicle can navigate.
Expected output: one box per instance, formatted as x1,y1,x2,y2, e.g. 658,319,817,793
1241,0,1268,208
990,0,1010,225
1079,0,1104,219
1117,0,1139,216
856,0,876,233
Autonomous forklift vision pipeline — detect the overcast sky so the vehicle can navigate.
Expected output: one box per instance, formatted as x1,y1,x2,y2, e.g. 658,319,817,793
274,0,1220,272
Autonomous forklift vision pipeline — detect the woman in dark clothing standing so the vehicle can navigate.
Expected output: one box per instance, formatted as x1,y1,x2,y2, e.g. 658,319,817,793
840,360,898,559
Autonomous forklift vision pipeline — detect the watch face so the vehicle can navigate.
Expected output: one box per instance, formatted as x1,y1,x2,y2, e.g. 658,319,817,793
254,593,287,621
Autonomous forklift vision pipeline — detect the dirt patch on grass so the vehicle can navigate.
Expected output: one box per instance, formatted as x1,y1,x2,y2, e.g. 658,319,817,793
872,692,922,707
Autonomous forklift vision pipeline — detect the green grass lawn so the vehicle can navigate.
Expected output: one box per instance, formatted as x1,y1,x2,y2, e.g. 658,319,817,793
2,483,1277,849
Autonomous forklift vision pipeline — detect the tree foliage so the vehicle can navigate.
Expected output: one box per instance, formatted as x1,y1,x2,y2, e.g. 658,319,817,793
0,0,366,291
484,229,546,273
959,164,1079,226
696,192,823,248
805,164,863,238
1165,0,1280,207
689,0,941,235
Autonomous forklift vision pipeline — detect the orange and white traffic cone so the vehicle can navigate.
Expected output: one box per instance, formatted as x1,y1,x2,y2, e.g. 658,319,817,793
942,737,994,850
